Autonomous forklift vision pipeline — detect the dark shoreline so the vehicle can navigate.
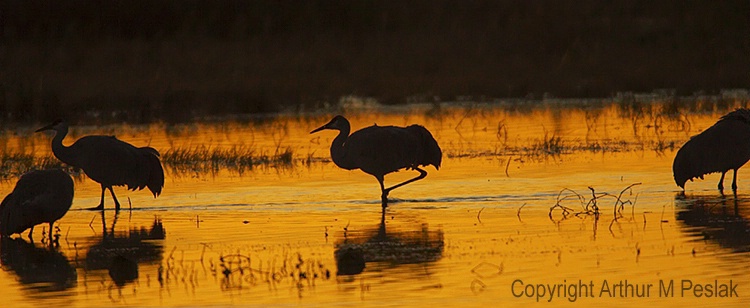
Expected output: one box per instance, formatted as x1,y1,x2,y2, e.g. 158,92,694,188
2,0,749,124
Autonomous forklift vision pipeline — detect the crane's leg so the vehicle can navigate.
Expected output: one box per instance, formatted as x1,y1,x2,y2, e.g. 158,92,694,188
90,185,107,211
718,171,726,192
108,187,121,211
378,168,429,210
377,176,388,209
732,169,739,192
384,168,428,195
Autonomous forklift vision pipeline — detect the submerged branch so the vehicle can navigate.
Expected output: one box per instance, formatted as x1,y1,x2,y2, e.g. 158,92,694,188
549,183,641,224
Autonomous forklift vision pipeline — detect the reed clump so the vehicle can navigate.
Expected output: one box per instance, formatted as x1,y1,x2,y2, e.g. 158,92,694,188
211,252,331,291
0,153,69,180
162,145,295,175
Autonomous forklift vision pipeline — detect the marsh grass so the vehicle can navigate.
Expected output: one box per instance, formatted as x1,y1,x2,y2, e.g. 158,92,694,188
162,145,294,176
207,251,330,292
442,94,748,161
0,97,747,177
534,132,565,156
0,153,72,180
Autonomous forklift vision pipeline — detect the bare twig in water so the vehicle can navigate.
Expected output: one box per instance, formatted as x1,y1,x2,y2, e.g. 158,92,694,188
88,215,97,232
642,211,652,231
504,157,511,177
608,219,617,237
548,188,586,220
199,243,207,264
477,207,484,224
635,243,641,263
660,203,668,223
517,203,527,222
550,183,641,226
612,182,642,220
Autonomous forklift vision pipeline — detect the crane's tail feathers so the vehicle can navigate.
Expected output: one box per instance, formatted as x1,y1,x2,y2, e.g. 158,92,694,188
146,153,165,197
129,147,165,197
141,146,161,157
406,125,442,170
720,108,750,123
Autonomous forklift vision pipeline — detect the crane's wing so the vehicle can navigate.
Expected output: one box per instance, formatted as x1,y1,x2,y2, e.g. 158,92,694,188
673,119,750,187
405,125,442,169
136,146,164,197
0,170,73,235
70,135,163,195
345,125,422,176
70,136,139,185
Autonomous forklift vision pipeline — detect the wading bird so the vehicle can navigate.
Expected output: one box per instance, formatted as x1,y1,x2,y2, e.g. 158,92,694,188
311,115,441,209
673,108,750,193
36,120,164,211
0,169,74,242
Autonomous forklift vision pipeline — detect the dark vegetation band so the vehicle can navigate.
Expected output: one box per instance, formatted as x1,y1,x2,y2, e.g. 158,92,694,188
2,0,749,124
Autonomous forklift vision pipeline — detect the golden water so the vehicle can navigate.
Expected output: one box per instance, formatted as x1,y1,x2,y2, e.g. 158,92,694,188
1,102,749,307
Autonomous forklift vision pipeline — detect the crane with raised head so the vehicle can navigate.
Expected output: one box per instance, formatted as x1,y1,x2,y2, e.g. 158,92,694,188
311,115,442,209
36,120,164,211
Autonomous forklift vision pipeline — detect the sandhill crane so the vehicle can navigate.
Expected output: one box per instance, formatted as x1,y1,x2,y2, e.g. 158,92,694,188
673,108,750,193
36,120,164,211
0,169,74,242
311,115,442,208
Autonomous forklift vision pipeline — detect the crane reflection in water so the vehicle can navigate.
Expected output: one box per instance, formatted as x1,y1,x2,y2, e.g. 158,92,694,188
675,193,750,253
0,237,77,295
84,212,166,293
334,213,444,276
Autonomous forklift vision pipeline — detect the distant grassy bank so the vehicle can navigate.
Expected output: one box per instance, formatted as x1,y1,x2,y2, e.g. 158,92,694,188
2,0,749,124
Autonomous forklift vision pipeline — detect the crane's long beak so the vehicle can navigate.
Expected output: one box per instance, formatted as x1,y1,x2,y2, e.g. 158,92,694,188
310,124,329,134
35,123,55,133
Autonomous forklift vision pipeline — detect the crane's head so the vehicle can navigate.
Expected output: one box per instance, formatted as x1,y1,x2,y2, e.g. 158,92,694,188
35,119,67,133
310,115,350,134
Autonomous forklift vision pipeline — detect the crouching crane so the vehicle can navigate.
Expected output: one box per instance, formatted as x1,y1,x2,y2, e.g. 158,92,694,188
0,169,74,242
673,108,750,193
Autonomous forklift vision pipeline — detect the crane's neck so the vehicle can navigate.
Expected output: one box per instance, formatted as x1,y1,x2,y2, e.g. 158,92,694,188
330,125,357,170
50,126,77,166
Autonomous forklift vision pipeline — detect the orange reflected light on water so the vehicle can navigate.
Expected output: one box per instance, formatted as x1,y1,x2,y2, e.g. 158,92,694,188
1,103,749,307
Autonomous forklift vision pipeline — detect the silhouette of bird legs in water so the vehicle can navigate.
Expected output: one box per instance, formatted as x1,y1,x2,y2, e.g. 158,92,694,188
92,185,123,211
378,167,428,209
717,169,738,194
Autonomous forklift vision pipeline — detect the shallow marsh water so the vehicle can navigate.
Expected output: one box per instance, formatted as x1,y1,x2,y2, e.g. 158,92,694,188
1,101,749,307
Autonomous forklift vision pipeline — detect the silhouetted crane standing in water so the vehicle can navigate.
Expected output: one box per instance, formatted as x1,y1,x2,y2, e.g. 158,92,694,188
673,108,750,193
0,169,74,242
36,120,164,211
311,115,442,209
